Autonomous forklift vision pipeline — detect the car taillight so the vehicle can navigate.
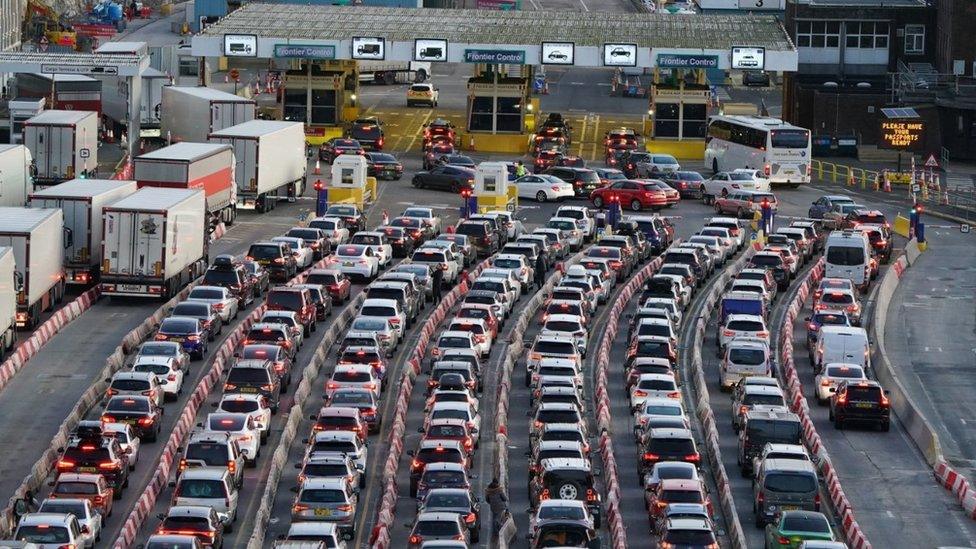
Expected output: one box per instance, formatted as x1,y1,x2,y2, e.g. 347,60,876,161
634,390,647,397
740,405,749,415
224,383,237,391
100,415,115,423
667,391,680,399
106,388,118,396
57,459,74,471
411,459,423,470
586,488,598,502
142,389,157,398
187,335,200,342
154,334,168,341
723,330,735,337
274,257,284,264
178,458,188,472
821,379,832,387
409,535,422,544
292,504,309,513
836,393,848,406
764,164,771,176
138,417,154,426
880,393,890,408
642,452,659,462
99,461,120,470
814,492,821,510
684,453,700,463
808,323,818,331
540,488,551,500
167,374,178,381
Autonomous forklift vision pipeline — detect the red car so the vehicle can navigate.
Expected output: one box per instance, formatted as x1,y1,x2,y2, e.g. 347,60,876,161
306,269,352,304
266,287,316,336
424,143,456,170
638,179,680,206
319,138,365,163
423,119,457,145
604,128,640,149
590,180,668,211
534,150,563,173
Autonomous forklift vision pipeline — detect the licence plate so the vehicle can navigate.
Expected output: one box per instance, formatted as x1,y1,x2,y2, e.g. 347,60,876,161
170,337,184,342
781,505,798,511
784,169,796,174
120,284,146,292
79,467,97,473
344,261,355,267
314,508,332,517
240,387,257,393
122,419,137,425
855,403,874,408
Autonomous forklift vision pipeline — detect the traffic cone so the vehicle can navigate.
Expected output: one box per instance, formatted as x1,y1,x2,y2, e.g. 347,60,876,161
382,209,389,225
313,159,321,175
883,172,891,193
468,135,475,151
224,74,229,83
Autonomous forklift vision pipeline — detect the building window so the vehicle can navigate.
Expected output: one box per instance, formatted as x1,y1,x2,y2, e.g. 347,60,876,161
796,20,841,48
845,21,890,49
904,24,925,54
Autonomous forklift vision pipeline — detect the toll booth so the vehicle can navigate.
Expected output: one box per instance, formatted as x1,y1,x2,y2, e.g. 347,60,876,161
328,154,376,208
465,64,534,153
646,69,712,159
475,161,517,212
278,60,359,146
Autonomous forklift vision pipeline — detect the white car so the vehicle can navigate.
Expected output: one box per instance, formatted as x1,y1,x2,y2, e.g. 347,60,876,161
204,412,261,462
421,240,465,274
130,355,184,400
483,210,524,240
719,314,768,354
636,154,680,176
218,393,273,438
359,298,406,338
653,273,692,307
516,174,576,202
402,206,442,234
688,235,727,265
135,341,190,373
427,401,481,440
37,498,103,548
707,217,746,249
491,254,533,291
448,318,492,357
700,169,770,202
540,314,589,353
350,231,394,267
633,396,686,434
530,500,596,533
697,227,736,257
332,244,379,280
272,236,315,269
186,285,239,324
533,228,570,259
308,216,350,247
814,362,867,405
305,430,368,471
729,279,772,308
630,373,680,411
431,331,478,365
479,269,522,302
546,217,584,251
641,297,683,326
102,422,142,470
411,247,459,284
261,310,306,349
555,205,596,239
327,364,381,399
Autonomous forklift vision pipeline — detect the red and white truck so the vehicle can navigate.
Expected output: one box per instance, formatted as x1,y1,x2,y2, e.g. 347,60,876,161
160,86,256,143
30,179,138,286
100,188,209,299
208,120,307,213
24,110,99,186
0,207,67,329
16,73,102,116
133,142,237,228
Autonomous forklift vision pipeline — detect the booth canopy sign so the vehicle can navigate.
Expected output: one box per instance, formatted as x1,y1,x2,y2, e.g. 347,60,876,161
224,34,257,57
274,44,336,59
352,37,385,60
415,39,448,62
542,42,574,65
731,46,764,70
656,53,719,69
879,120,925,151
464,49,525,64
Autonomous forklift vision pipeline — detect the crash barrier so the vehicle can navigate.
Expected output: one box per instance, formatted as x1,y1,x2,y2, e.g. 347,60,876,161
591,251,672,548
0,277,202,537
244,292,367,549
872,243,976,521
114,254,342,549
211,222,227,243
0,286,100,397
371,260,488,549
777,258,872,549
811,160,881,190
688,247,756,549
496,514,518,549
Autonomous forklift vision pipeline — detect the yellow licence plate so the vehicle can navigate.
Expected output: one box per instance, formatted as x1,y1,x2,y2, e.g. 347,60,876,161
169,337,184,342
855,403,873,408
240,387,257,393
79,467,97,473
343,261,355,267
314,508,332,516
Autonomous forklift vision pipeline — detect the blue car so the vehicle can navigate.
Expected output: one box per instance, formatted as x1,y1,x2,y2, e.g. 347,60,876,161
805,310,851,349
807,195,854,219
155,316,209,360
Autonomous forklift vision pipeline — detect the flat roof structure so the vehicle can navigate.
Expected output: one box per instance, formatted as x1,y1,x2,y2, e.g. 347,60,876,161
192,4,797,71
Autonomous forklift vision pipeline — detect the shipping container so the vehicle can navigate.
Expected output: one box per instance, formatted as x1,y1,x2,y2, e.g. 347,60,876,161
160,86,255,143
0,145,36,207
16,73,103,116
24,110,99,186
0,247,17,355
100,187,208,299
208,120,307,212
30,179,138,285
0,207,67,329
134,142,237,227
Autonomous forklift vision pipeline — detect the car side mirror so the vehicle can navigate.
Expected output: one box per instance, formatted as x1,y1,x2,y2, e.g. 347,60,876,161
196,422,203,428
407,450,415,457
417,427,424,433
157,513,166,520
302,438,309,444
294,463,302,469
289,485,299,493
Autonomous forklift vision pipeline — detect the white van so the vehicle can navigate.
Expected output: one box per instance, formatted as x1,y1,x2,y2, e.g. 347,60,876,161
812,325,870,374
824,230,871,290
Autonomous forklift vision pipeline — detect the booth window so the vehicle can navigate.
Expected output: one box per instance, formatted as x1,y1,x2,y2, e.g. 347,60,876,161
682,103,707,139
470,96,494,132
311,89,336,125
283,90,308,123
496,97,522,132
655,102,680,138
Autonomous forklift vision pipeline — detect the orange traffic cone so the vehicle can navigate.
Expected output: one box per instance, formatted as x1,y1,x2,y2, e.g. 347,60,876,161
468,135,475,151
313,159,321,175
943,189,950,205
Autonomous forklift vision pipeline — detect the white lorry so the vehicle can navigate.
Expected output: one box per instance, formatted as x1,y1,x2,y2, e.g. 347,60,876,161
0,145,35,207
23,110,99,186
30,179,138,286
358,61,431,84
208,120,307,213
100,187,209,299
0,207,67,330
160,86,256,144
100,67,169,138
0,247,17,355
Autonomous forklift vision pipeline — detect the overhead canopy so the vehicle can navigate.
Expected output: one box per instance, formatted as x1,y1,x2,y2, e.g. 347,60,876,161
193,4,798,70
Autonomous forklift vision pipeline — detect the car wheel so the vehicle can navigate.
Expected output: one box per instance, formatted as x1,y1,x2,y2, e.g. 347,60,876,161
413,177,424,189
834,418,844,430
700,186,709,204
630,199,642,211
593,196,604,208
555,481,583,501
536,191,547,203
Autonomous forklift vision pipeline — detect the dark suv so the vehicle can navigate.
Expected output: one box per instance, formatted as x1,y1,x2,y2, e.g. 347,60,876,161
830,380,890,431
409,440,468,498
545,167,602,197
455,221,498,257
58,425,130,497
266,287,316,336
348,118,384,151
247,242,297,282
224,359,283,411
529,458,602,526
203,254,256,307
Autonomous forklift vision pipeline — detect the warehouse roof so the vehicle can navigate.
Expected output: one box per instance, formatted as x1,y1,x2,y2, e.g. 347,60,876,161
200,4,794,50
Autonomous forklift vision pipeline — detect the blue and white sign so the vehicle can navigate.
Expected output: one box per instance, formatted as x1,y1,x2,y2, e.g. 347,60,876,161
274,44,336,59
464,49,525,64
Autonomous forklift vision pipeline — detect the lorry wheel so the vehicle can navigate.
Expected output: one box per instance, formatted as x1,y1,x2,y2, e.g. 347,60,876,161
256,195,267,213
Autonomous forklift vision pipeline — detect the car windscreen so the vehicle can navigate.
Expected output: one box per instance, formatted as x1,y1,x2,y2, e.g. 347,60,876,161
360,306,396,317
203,270,239,285
537,409,581,423
545,321,582,333
330,391,373,405
534,340,576,355
662,529,715,545
647,438,695,454
821,292,854,305
744,393,784,407
351,235,381,246
227,368,269,383
663,252,696,265
782,513,831,533
303,462,350,478
299,488,347,503
366,288,405,302
186,442,228,464
173,303,210,318
248,245,282,260
111,378,150,391
729,348,766,365
107,398,150,412
412,251,446,263
747,419,801,443
826,245,866,266
727,320,765,332
548,220,576,231
845,385,882,401
825,366,862,378
637,324,670,338
267,291,303,310
455,224,487,237
414,520,462,536
327,205,357,217
750,255,782,268
309,219,339,231
437,336,471,348
336,246,366,258
661,489,704,503
312,440,357,453
764,472,817,493
288,229,321,241
160,318,197,333
351,319,387,331
176,478,226,499
333,370,372,383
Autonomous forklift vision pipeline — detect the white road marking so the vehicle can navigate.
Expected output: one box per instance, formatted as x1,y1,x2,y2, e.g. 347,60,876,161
578,0,590,10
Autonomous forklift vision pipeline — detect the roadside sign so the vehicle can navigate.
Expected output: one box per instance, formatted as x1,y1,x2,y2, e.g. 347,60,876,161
912,184,920,193
39,36,48,52
750,232,758,242
229,68,240,81
924,153,940,168
79,148,90,159
962,223,971,234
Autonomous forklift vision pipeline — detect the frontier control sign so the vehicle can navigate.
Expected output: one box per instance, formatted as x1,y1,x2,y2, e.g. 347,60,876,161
656,53,719,69
880,120,925,151
464,49,525,64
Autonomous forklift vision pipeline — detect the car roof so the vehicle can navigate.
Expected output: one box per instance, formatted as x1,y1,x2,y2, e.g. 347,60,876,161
649,427,693,439
288,521,339,535
300,477,348,490
665,517,712,531
18,513,77,527
659,478,703,490
167,505,215,518
541,457,590,470
180,467,228,480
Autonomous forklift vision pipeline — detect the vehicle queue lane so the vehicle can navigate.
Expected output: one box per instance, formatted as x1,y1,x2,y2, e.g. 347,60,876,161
0,203,312,508
784,266,976,548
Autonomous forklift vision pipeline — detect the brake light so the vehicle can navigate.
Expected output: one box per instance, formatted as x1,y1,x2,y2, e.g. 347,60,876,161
212,302,224,311
740,405,749,415
684,453,700,463
56,460,74,471
540,488,551,500
141,389,157,398
586,488,598,502
138,417,154,427
292,504,309,513
409,535,422,544
642,452,659,462
836,392,848,406
880,393,890,408
273,257,284,264
723,330,735,337
100,415,115,423
764,164,771,176
179,458,188,472
821,379,832,387
167,374,177,381
634,389,648,397
815,492,821,510
411,459,423,470
808,323,818,331
99,461,120,470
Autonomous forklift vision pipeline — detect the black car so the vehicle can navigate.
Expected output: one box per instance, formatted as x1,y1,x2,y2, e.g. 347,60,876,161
830,380,890,431
455,221,497,257
247,241,297,281
319,138,365,163
202,254,255,307
742,70,771,86
660,170,706,198
285,227,331,261
531,520,600,549
348,118,384,150
423,143,456,170
540,112,573,144
57,429,130,497
171,301,222,341
618,150,652,178
544,167,601,197
241,260,270,298
377,226,415,257
528,458,601,525
365,152,403,181
436,154,476,169
323,204,367,234
412,166,475,193
225,360,283,411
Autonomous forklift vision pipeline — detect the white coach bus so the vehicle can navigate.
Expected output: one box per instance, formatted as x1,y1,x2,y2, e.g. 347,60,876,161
704,115,812,188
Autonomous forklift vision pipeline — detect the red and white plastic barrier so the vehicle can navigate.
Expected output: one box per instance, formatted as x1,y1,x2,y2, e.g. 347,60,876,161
0,287,100,394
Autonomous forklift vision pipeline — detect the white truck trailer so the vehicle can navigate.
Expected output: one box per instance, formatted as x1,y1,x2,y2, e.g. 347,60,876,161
0,208,67,329
0,247,17,355
23,110,99,186
0,145,35,207
100,67,169,138
160,86,256,144
208,120,307,213
30,179,138,286
100,187,209,299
